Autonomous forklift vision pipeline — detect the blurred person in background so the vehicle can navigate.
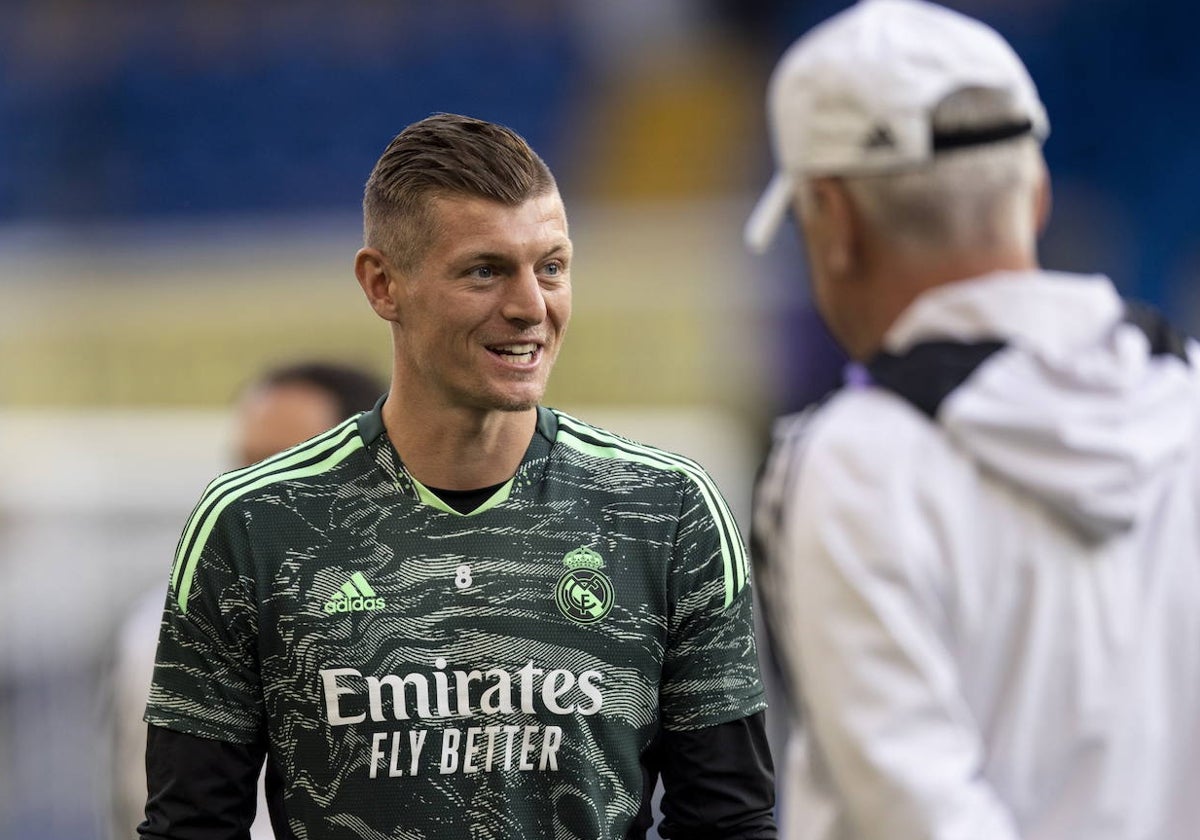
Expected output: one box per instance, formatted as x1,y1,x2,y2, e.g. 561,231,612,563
748,1,1200,839
140,113,775,839
108,360,385,840
232,361,388,468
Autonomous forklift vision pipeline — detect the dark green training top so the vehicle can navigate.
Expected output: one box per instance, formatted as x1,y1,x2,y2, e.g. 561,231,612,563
147,402,766,839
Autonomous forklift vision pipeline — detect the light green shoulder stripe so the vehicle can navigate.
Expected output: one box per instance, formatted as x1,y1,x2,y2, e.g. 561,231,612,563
170,418,357,593
174,435,364,613
554,412,747,608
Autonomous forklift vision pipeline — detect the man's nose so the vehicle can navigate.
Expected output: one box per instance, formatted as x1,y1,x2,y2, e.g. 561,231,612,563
501,267,547,326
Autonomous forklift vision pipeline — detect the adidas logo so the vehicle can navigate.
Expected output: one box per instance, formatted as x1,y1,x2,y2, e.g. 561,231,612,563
863,124,896,150
323,572,386,614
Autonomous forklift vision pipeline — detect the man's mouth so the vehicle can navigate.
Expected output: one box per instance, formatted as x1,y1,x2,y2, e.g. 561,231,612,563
487,342,541,363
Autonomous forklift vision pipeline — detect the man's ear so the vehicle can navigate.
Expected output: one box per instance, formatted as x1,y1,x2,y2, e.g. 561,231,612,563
354,247,401,323
811,177,858,278
1034,166,1052,237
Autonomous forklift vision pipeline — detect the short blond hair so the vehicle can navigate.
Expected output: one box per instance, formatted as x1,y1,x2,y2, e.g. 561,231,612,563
363,114,557,270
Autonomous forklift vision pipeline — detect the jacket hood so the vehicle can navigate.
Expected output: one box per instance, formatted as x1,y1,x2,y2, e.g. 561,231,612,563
881,271,1198,541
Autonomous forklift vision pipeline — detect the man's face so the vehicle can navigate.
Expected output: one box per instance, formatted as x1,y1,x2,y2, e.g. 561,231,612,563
233,382,341,467
389,191,572,416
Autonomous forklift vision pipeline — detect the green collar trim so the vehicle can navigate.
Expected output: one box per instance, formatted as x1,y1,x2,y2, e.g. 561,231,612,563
410,476,514,516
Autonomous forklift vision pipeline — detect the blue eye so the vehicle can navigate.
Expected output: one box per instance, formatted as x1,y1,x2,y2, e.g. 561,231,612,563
470,265,495,280
543,262,563,277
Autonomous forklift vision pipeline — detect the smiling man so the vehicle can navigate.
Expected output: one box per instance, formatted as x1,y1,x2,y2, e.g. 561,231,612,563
139,114,776,840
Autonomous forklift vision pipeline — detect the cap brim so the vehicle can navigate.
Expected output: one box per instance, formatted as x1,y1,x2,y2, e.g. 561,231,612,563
744,171,794,254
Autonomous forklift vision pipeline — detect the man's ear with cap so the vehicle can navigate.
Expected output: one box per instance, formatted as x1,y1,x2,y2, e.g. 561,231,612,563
355,247,403,324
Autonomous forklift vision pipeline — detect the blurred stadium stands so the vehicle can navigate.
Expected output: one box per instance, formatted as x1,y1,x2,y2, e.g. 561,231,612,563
0,1,1198,838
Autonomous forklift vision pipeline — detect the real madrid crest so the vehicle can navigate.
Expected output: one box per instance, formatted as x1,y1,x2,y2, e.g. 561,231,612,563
555,546,615,625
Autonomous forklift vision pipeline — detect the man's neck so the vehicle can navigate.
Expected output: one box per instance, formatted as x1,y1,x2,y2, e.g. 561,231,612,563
848,247,1038,360
381,394,537,490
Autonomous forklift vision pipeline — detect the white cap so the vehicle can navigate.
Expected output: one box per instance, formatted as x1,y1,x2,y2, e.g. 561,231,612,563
745,0,1049,253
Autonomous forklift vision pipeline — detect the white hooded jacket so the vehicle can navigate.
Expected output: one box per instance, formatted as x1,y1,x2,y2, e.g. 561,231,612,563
755,270,1200,840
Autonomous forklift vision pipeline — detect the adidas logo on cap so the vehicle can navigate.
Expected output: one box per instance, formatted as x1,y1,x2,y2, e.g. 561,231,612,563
324,572,386,614
864,124,897,150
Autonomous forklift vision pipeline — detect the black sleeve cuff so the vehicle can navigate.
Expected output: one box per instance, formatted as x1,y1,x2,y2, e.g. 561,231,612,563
657,711,778,839
138,724,265,840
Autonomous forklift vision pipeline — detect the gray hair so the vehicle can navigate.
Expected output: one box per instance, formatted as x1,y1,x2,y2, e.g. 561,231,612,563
817,87,1046,254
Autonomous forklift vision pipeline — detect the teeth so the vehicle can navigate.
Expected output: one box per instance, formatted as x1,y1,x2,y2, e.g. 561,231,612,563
494,343,537,356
